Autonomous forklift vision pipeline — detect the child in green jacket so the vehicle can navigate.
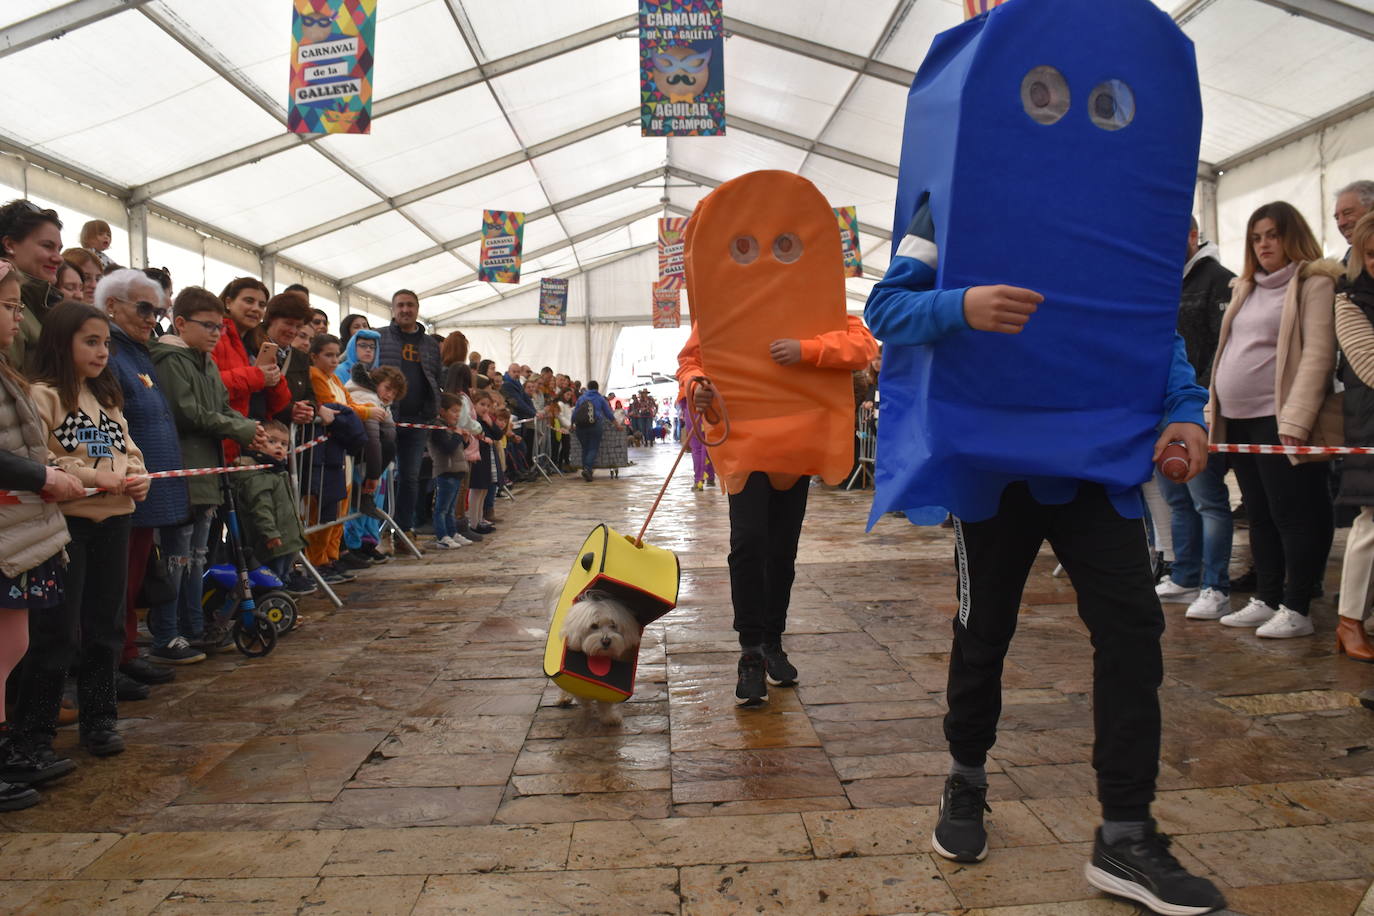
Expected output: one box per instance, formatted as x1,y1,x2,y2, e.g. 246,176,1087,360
231,420,306,581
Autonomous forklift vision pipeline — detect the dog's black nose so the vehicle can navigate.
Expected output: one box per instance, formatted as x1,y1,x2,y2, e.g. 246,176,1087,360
600,636,612,647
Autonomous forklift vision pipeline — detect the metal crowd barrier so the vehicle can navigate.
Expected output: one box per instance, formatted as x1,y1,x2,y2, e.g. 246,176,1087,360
530,414,562,481
288,421,422,609
845,404,877,491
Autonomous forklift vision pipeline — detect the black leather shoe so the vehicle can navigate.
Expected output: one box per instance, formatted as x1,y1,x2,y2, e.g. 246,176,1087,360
79,729,125,757
115,672,151,701
120,656,175,685
0,740,77,785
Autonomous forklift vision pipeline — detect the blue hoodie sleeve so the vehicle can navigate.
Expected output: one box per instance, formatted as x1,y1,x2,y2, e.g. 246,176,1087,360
1162,332,1208,430
864,201,971,347
596,394,615,422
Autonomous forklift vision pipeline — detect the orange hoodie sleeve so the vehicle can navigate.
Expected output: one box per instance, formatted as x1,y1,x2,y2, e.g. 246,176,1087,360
798,315,879,370
675,324,705,401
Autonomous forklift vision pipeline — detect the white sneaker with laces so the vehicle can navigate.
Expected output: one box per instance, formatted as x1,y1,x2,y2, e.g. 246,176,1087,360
432,537,455,550
1220,596,1276,628
1256,605,1314,638
444,536,465,549
1155,578,1200,603
1185,588,1231,620
451,533,474,545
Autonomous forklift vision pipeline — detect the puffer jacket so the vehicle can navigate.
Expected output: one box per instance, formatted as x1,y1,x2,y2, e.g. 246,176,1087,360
109,323,188,528
211,318,291,426
0,364,70,578
7,269,61,373
230,454,305,562
151,335,259,507
376,320,441,421
1178,241,1234,387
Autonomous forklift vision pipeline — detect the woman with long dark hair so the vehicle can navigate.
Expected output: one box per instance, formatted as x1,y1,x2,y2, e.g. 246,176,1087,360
1208,202,1343,638
0,200,64,369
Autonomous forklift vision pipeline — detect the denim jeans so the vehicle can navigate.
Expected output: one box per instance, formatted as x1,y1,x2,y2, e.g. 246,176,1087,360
576,425,602,470
149,507,214,647
433,474,462,540
1156,455,1232,592
393,425,428,531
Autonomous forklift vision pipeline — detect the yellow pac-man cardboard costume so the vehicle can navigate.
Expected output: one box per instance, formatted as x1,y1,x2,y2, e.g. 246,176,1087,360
543,525,680,703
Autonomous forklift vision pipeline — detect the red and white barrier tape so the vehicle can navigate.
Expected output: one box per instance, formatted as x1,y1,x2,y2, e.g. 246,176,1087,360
396,418,533,430
1209,443,1374,456
0,433,328,505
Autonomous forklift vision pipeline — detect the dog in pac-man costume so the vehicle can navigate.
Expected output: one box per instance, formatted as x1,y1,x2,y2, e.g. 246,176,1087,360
677,170,877,705
544,525,679,717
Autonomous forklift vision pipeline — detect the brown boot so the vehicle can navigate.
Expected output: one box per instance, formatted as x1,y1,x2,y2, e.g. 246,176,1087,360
1336,617,1374,662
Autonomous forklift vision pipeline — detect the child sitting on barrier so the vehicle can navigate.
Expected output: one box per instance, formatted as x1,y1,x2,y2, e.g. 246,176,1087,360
231,420,307,585
343,364,404,565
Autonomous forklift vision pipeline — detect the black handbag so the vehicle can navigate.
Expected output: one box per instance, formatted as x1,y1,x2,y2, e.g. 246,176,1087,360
137,543,179,608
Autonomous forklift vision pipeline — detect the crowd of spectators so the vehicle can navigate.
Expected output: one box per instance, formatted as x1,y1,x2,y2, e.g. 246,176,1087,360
0,198,616,811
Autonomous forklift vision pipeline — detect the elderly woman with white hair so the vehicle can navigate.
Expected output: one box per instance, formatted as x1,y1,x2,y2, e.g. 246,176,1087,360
97,270,201,679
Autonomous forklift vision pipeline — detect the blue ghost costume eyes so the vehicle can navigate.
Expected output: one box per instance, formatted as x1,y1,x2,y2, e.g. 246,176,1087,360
866,0,1203,526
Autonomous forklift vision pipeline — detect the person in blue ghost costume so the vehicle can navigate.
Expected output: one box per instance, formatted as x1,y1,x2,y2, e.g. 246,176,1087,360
865,1,1226,913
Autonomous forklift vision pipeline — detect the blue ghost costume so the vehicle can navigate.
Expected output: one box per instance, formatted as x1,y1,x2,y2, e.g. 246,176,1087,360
860,8,1235,905
866,0,1207,527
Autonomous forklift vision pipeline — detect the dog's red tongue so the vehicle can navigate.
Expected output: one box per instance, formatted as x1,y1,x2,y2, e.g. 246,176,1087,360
587,655,612,677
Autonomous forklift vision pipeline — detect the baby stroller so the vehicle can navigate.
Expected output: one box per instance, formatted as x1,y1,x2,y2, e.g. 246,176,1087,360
200,460,289,657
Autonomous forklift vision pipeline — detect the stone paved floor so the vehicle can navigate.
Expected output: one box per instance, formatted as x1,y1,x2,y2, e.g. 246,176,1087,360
2,444,1374,915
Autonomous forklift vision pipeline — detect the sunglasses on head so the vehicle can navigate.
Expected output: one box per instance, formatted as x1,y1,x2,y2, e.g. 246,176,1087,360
15,200,58,219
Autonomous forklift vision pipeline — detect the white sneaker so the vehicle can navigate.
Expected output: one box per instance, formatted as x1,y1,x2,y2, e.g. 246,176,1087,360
441,536,464,549
432,537,455,550
1155,578,1200,603
1185,588,1231,620
1219,596,1276,628
1256,605,1315,639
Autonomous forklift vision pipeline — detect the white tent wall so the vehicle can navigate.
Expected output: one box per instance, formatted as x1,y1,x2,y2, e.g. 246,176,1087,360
464,328,514,369
1215,106,1374,271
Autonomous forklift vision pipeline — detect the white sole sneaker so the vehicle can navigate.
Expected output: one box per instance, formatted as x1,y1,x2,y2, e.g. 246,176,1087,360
931,830,988,863
1084,864,1219,916
1184,590,1230,620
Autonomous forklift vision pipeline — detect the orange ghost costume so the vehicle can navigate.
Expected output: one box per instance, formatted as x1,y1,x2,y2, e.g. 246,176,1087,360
676,171,878,494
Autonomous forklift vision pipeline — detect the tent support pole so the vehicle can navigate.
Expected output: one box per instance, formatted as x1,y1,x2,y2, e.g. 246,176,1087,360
127,203,148,269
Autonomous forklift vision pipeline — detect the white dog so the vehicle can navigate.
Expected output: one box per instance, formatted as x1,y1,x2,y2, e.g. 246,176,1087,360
555,590,641,726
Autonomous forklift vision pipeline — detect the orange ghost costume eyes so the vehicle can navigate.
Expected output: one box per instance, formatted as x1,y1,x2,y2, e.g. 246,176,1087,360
680,170,861,493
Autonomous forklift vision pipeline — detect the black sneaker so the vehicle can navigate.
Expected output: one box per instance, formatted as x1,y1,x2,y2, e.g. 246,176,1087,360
190,625,235,654
120,656,175,684
932,774,991,863
115,671,150,701
1086,821,1226,915
1231,568,1257,592
149,637,206,665
283,573,318,596
735,649,768,707
79,728,125,757
473,523,496,535
339,551,371,571
0,779,40,811
0,739,76,785
361,546,391,565
457,527,483,543
761,643,798,687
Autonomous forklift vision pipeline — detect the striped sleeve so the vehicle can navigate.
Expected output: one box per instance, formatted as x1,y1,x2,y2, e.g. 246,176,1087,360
1336,294,1374,389
863,200,970,347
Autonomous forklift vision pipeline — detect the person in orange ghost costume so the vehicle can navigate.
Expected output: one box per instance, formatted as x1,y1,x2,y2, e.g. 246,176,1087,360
677,170,878,707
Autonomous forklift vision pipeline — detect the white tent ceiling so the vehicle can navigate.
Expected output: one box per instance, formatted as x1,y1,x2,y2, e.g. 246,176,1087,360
0,0,1371,332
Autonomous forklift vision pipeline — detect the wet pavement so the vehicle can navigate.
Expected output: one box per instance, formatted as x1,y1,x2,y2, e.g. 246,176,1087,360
2,443,1373,914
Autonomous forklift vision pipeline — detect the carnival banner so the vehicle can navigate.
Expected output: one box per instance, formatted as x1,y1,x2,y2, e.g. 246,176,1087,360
288,0,376,134
657,217,688,289
652,284,681,328
640,0,725,137
835,206,862,278
964,0,1012,18
539,278,568,326
479,210,525,284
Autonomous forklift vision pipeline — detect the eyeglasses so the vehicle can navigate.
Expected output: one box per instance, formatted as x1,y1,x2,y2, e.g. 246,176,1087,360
0,297,24,318
185,318,224,334
117,297,168,321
